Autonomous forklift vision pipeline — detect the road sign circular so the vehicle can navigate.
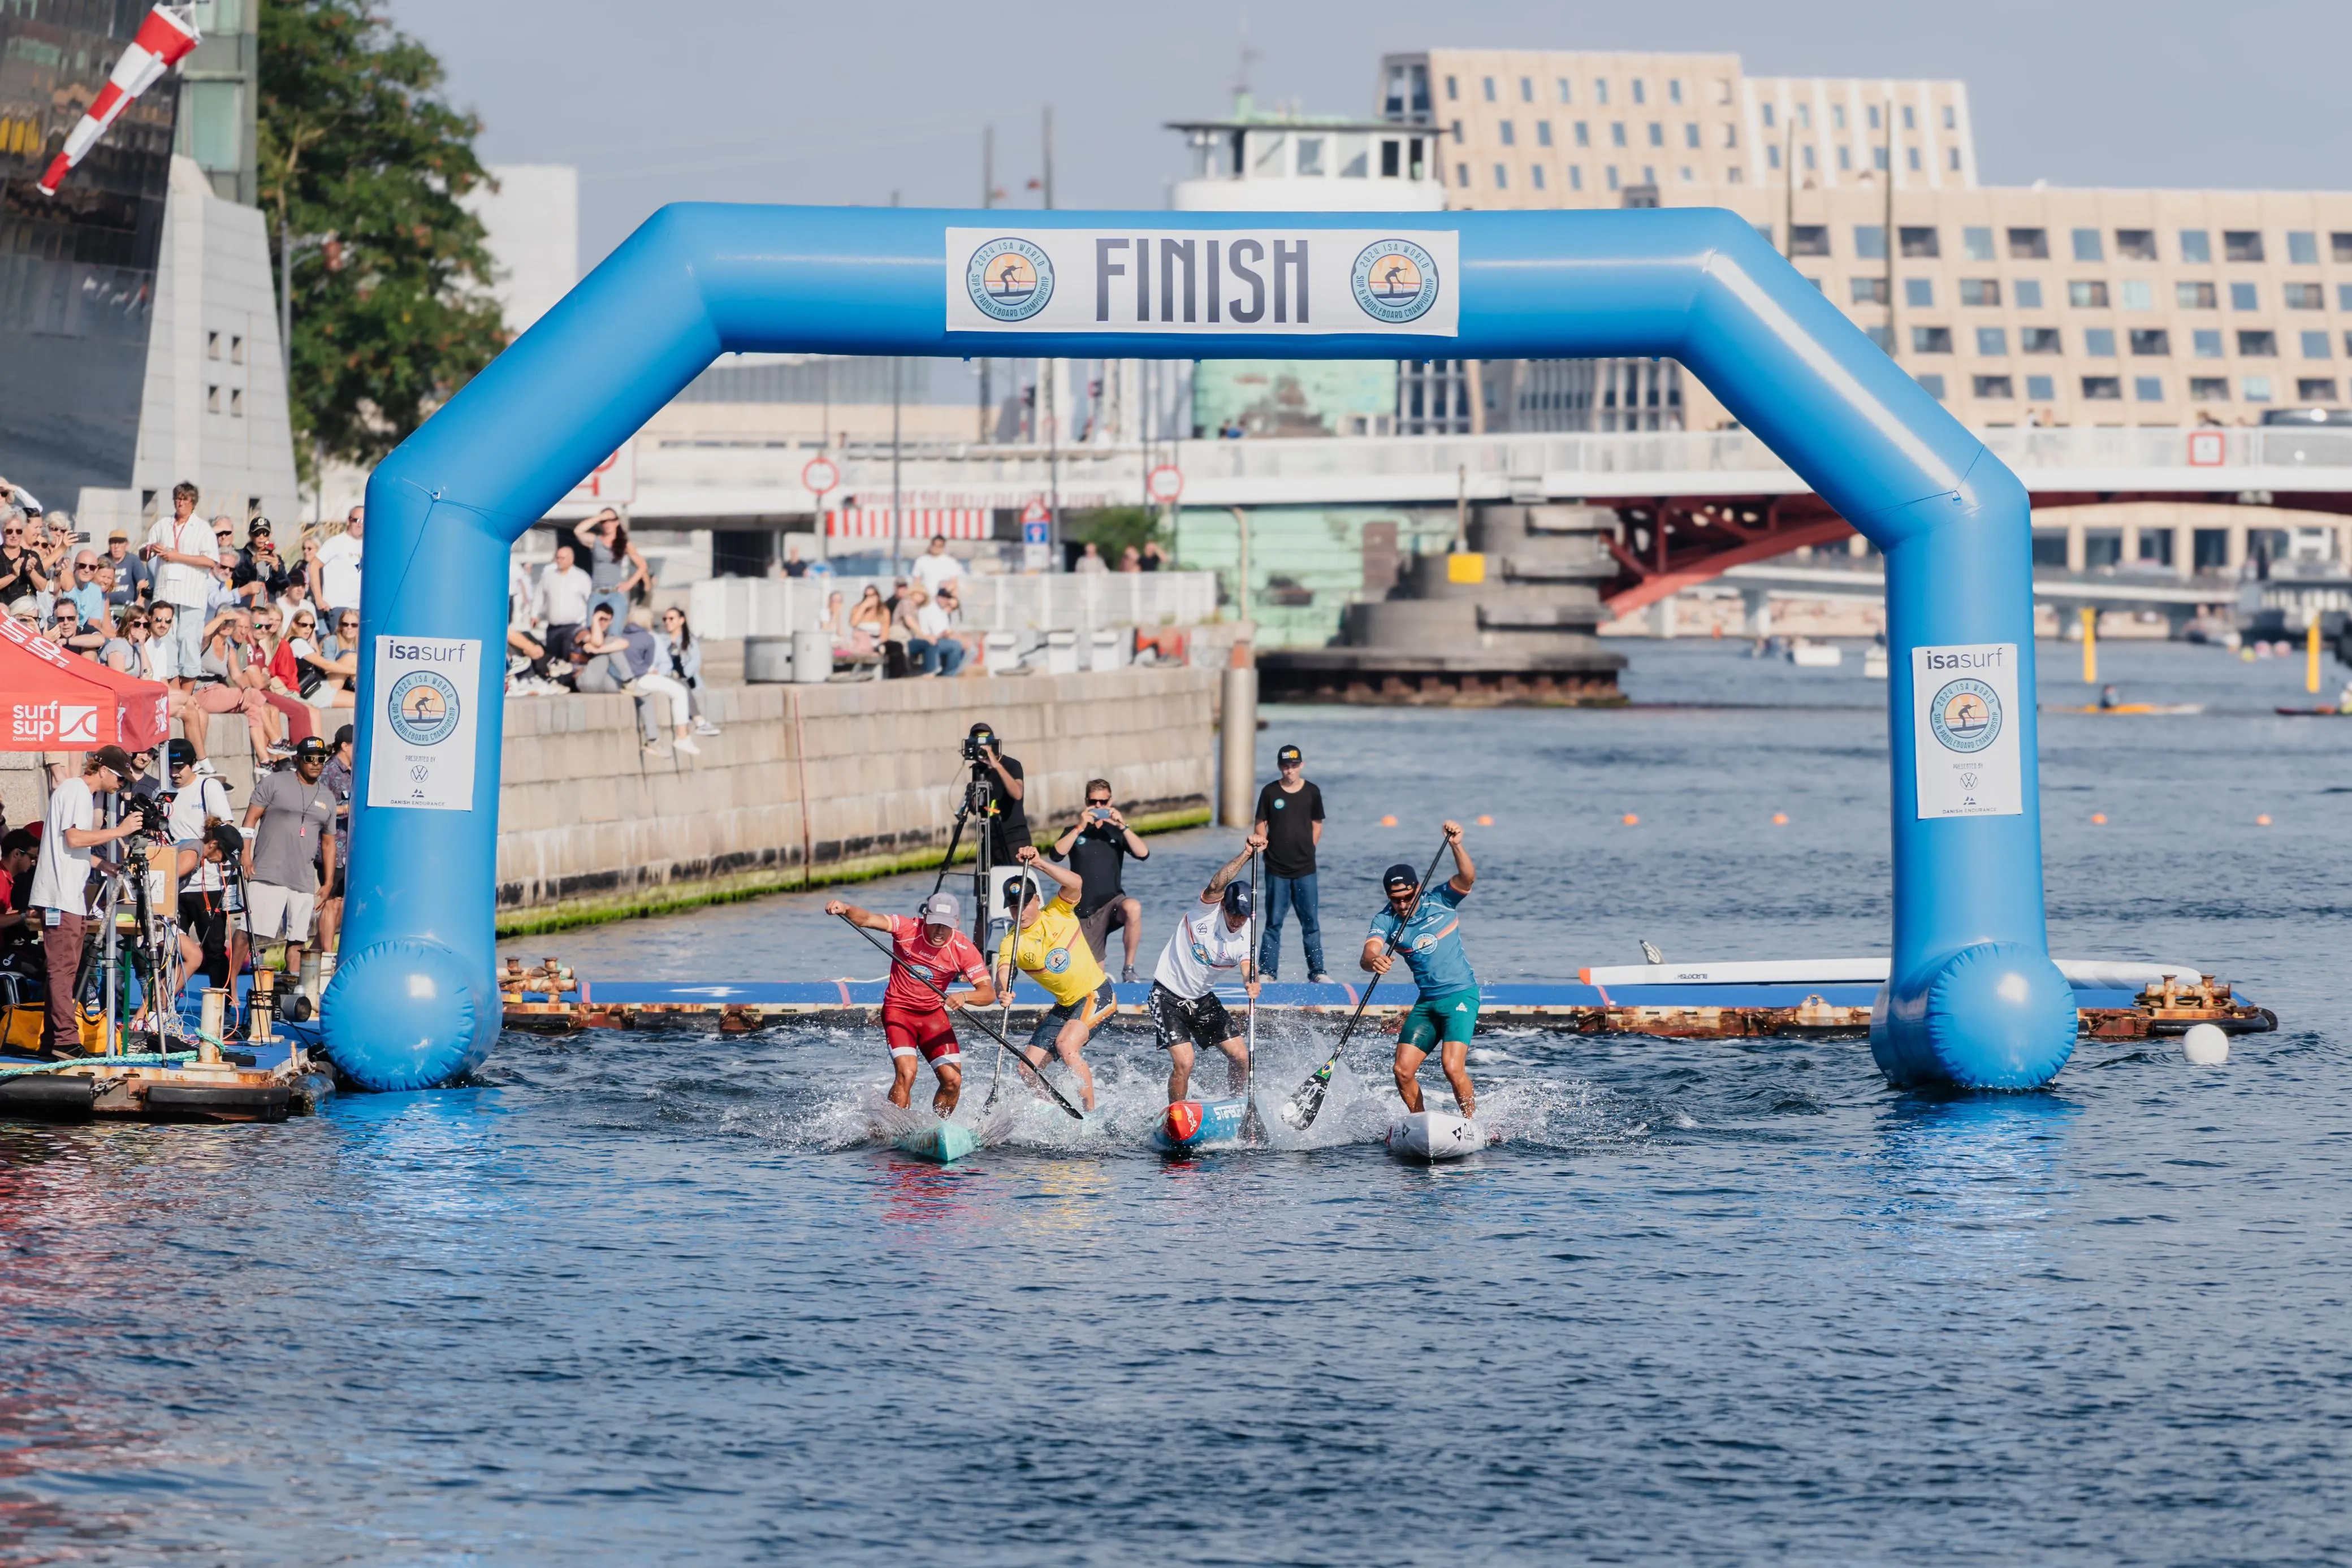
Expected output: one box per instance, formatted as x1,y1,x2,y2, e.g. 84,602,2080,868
802,456,840,495
1147,464,1184,503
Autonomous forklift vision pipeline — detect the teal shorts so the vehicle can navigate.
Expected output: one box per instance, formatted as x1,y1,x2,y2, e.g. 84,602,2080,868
1399,986,1480,1052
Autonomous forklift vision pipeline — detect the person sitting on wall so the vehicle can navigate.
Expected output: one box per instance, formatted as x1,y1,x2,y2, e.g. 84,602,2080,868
572,603,699,757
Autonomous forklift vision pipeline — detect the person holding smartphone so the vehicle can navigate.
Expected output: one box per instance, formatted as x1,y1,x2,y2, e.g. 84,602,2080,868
1049,778,1150,984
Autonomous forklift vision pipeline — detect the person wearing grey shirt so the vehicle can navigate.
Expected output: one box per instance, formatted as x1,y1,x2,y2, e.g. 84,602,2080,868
241,738,338,974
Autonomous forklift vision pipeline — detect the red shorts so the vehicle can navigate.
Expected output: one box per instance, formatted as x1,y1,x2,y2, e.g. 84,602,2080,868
882,1004,962,1068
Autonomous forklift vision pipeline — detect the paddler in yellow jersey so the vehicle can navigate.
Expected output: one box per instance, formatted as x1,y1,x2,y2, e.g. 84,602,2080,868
993,844,1114,1111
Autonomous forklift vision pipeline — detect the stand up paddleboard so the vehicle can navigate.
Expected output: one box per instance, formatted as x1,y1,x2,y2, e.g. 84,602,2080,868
893,1117,981,1164
1160,1097,1250,1152
1386,1110,1494,1162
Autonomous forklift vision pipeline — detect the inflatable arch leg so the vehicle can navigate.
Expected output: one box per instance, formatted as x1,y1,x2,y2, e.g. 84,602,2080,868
324,206,2073,1092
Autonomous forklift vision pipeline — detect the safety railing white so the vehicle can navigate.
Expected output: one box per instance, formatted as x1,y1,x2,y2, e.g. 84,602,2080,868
686,570,1220,642
622,426,2352,521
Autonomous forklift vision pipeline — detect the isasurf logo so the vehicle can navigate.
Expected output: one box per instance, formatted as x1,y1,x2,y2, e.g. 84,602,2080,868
387,669,462,747
967,237,1054,322
1352,239,1439,324
1928,678,2002,753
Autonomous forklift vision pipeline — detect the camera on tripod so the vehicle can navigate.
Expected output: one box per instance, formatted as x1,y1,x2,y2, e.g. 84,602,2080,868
961,731,994,766
121,793,167,851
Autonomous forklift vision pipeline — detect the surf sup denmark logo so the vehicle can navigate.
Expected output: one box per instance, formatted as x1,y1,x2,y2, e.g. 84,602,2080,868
387,669,462,747
1352,239,1439,324
1928,679,2002,753
966,237,1054,322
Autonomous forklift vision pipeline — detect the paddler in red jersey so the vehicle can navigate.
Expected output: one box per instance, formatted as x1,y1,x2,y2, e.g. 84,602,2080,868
826,890,998,1116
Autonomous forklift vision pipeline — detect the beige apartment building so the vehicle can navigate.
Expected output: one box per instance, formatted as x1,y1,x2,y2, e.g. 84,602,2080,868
1380,49,2352,434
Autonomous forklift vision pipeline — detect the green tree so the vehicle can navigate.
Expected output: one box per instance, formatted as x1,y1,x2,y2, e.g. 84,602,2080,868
1062,506,1164,565
258,0,505,485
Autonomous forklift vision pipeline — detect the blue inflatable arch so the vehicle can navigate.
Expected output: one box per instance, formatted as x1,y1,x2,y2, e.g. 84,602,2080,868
325,205,2074,1092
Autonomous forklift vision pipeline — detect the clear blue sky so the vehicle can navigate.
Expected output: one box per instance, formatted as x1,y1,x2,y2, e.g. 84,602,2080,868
388,0,2352,266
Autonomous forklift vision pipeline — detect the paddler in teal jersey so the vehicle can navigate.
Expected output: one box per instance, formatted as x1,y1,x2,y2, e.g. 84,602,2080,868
1361,820,1479,1119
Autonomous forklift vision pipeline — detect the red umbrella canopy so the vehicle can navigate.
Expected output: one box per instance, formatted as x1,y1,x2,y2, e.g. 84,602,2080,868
0,616,169,751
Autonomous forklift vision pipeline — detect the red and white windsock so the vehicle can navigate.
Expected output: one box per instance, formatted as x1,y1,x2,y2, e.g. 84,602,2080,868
37,6,201,196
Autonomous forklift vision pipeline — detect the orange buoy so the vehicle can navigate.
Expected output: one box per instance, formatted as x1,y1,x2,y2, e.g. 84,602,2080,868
1475,814,1493,826
1771,813,1788,826
1622,813,1640,826
2255,814,2273,826
2090,813,2107,825
1380,814,1398,827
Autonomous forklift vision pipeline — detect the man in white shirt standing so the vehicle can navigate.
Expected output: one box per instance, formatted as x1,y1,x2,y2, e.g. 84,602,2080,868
314,505,365,623
532,542,594,666
911,535,962,599
32,744,143,1054
141,480,215,690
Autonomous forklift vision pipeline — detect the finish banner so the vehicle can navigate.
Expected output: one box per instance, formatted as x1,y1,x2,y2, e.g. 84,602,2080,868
1911,643,2023,819
945,227,1460,337
367,635,481,812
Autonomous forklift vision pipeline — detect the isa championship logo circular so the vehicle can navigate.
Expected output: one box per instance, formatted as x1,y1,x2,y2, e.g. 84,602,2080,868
1045,946,1071,974
1928,678,2001,753
1352,239,1440,324
967,237,1054,322
387,669,462,747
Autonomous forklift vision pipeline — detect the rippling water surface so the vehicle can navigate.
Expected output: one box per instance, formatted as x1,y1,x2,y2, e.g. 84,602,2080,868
5,639,2347,1565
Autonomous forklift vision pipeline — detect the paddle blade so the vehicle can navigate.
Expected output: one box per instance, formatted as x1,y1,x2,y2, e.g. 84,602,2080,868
1281,1067,1333,1130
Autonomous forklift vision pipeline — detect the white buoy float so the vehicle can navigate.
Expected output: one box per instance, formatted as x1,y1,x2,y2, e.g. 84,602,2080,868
1387,1110,1493,1162
2181,1023,2230,1066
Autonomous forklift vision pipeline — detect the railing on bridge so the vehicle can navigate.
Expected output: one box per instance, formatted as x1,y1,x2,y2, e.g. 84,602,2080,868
618,426,2352,518
687,570,1220,642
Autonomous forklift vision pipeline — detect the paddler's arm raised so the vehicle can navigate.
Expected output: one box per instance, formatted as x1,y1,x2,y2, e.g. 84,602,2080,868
1200,830,1266,906
824,898,892,933
1013,843,1082,900
1441,818,1473,894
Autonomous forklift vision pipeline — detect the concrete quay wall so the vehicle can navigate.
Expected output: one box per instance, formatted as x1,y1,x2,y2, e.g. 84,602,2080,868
493,668,1218,932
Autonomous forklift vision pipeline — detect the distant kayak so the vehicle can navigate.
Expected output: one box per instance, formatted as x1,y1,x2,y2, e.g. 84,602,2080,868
2046,703,2204,716
2275,705,2352,717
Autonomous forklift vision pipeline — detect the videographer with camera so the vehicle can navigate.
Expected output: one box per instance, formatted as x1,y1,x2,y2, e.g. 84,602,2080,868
965,722,1030,867
1049,778,1151,982
30,746,143,1053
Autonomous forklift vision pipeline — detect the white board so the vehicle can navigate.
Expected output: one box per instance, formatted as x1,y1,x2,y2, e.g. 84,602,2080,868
1911,643,2023,819
366,635,482,812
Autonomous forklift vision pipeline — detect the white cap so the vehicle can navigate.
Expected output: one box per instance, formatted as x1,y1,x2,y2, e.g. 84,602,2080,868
918,891,961,925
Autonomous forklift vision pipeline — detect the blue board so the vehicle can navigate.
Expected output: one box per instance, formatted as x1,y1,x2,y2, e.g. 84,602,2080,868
1158,1097,1250,1152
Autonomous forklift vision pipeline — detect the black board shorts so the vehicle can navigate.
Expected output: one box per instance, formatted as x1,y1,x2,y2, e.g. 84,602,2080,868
1148,982,1236,1052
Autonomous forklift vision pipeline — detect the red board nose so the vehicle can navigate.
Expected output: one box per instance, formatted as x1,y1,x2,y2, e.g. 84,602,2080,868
1162,1101,1204,1143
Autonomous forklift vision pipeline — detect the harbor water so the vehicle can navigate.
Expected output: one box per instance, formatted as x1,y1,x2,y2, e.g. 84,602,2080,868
5,639,2347,1563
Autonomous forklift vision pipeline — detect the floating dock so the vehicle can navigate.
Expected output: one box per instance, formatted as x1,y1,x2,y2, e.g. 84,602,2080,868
496,959,2273,1043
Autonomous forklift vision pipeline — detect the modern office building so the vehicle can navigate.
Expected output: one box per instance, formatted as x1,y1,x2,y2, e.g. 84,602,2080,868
1379,47,2352,440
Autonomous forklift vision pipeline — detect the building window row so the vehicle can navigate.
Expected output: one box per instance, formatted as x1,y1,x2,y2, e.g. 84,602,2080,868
1446,72,1738,110
1895,324,2339,359
1827,274,2352,314
1942,373,2328,404
1789,224,2352,265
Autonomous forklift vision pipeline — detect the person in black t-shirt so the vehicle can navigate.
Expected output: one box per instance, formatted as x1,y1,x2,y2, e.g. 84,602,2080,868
969,722,1030,865
1252,742,1330,982
1049,777,1151,982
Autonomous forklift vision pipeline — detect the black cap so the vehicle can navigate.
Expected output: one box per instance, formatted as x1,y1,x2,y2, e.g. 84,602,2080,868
204,822,243,856
1002,874,1039,910
969,721,996,741
1277,744,1303,765
1382,863,1421,892
167,738,197,769
293,737,329,761
1221,880,1253,919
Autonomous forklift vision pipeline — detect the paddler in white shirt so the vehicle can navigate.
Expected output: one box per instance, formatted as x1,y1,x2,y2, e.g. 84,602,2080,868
1147,831,1266,1104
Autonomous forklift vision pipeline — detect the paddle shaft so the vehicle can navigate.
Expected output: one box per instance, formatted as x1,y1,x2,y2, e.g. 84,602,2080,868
836,915,1083,1120
1283,835,1454,1125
